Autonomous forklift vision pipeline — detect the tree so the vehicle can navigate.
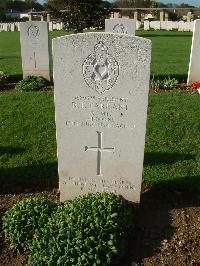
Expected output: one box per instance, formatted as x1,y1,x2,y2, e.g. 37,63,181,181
5,0,43,12
45,0,112,32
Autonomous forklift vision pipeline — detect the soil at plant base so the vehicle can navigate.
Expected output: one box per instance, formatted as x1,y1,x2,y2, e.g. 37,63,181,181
0,185,199,266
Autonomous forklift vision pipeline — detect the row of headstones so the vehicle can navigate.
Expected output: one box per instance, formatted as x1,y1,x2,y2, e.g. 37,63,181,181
20,18,199,86
20,19,200,203
0,22,20,32
0,22,63,32
21,19,138,81
144,20,194,32
0,20,195,32
0,21,140,32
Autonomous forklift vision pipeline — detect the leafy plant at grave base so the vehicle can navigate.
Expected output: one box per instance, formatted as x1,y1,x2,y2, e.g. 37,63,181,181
0,71,8,88
2,197,55,252
28,193,135,266
161,77,179,90
150,75,162,90
15,76,48,92
150,75,179,90
189,80,200,93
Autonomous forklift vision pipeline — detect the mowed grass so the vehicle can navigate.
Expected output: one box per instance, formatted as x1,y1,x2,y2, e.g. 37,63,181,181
0,91,199,193
0,30,70,80
137,30,192,79
0,30,192,80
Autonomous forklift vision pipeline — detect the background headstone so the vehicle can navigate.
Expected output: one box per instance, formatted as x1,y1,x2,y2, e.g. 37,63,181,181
178,21,185,32
150,21,161,30
49,22,53,31
136,20,142,30
53,33,151,203
105,19,136,35
20,21,50,81
187,20,200,85
144,21,150,31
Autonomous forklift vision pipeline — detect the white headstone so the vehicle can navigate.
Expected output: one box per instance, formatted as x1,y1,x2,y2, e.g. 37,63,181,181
105,19,136,35
3,23,8,31
150,21,161,30
160,21,167,30
172,21,179,30
53,33,151,203
53,22,57,30
178,21,185,32
187,20,200,85
136,20,141,30
184,22,190,32
144,21,150,31
20,21,50,81
11,23,15,32
56,22,61,30
190,21,194,32
166,21,173,31
49,22,53,31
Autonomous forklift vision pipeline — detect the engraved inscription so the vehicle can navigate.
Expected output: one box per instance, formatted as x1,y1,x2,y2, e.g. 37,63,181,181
82,41,119,94
85,131,114,176
33,51,37,69
62,176,136,193
27,25,40,38
113,24,128,34
66,95,136,130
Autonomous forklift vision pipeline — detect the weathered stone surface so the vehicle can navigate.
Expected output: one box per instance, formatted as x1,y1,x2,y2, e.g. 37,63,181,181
20,21,50,80
105,18,136,35
188,20,200,85
53,33,151,203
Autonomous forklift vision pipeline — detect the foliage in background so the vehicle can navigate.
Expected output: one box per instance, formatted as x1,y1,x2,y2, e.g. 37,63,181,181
0,71,8,88
16,76,48,92
2,0,43,12
2,197,55,252
28,193,134,265
45,0,111,32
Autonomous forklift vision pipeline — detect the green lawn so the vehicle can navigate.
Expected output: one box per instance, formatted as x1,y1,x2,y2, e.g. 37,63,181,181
0,91,199,193
0,30,192,80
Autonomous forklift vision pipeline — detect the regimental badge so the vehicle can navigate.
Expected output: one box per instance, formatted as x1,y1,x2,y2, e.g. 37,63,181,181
82,41,119,94
27,25,40,38
113,24,128,34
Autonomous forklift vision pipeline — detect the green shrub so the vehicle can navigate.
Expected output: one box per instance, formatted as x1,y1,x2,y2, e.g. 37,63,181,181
150,75,179,90
162,77,178,89
2,197,55,252
0,71,8,88
29,193,134,266
150,75,162,90
15,76,48,92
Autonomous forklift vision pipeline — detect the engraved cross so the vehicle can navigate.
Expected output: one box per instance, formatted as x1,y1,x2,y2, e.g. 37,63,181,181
85,131,115,176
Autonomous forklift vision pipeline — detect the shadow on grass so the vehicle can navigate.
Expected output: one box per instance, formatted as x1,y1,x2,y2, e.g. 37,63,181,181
138,33,192,38
8,74,23,83
122,177,200,265
0,161,58,194
144,152,195,166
